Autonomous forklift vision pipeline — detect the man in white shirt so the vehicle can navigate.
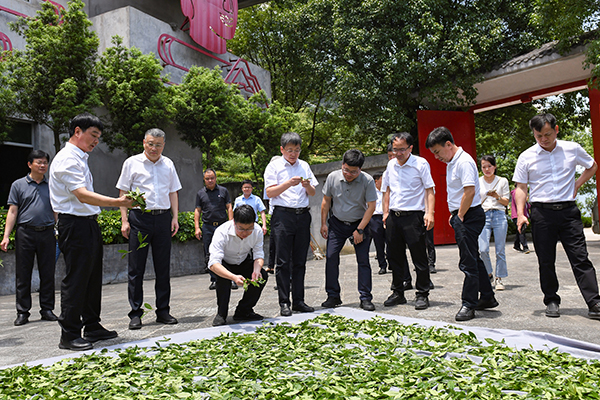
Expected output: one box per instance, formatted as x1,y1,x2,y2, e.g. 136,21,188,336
116,128,182,330
368,171,387,275
514,113,600,319
426,127,497,321
50,113,133,351
264,132,318,316
382,132,435,310
208,204,268,326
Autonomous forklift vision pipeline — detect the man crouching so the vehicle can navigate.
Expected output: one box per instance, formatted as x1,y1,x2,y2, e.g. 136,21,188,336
208,204,268,326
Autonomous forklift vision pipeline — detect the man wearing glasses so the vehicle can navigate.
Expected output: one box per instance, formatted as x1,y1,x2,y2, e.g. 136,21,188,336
320,149,377,311
116,128,182,330
2,150,57,326
382,132,435,310
208,204,268,326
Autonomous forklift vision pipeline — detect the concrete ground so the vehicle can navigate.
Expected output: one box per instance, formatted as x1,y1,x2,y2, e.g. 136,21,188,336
2,229,600,367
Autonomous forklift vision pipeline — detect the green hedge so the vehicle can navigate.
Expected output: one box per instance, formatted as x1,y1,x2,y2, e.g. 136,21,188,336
0,209,271,248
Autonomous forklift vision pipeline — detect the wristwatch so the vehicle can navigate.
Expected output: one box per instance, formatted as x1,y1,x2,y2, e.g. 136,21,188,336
356,228,364,235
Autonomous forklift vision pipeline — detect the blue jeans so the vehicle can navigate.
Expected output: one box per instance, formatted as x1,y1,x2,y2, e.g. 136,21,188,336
478,209,508,278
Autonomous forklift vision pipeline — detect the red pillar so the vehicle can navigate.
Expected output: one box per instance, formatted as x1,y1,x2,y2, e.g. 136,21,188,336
589,86,600,217
417,110,477,245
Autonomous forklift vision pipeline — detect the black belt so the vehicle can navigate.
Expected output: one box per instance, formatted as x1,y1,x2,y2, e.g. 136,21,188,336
134,209,170,215
450,205,481,216
205,220,227,227
58,213,98,221
18,224,53,232
274,206,310,215
391,210,422,217
332,215,361,226
531,201,576,211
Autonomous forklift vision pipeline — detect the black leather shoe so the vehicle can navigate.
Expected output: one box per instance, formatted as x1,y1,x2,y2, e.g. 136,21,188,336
475,296,499,310
40,310,58,321
209,282,216,290
545,302,560,318
231,281,238,290
378,267,387,275
360,299,375,311
384,292,407,307
14,314,29,326
156,314,178,324
589,303,600,320
84,326,118,342
233,311,264,321
429,265,437,274
455,306,475,321
403,281,413,291
415,296,429,310
280,304,292,316
321,297,342,308
59,337,93,351
212,314,227,326
292,302,314,313
129,316,142,330
429,281,435,290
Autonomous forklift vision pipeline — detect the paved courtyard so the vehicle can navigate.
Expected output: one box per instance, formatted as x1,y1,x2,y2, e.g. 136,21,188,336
2,230,600,367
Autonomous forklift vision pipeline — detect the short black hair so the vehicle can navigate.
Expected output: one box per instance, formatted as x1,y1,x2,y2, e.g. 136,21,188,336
480,154,496,172
343,149,365,168
234,204,256,224
69,113,103,137
28,149,50,164
425,126,454,148
203,168,216,177
386,143,393,152
281,132,302,148
390,132,414,147
373,171,383,181
241,179,254,187
529,113,557,132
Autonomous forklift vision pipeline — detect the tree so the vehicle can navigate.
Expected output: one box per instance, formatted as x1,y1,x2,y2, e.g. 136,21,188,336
97,36,171,156
0,61,14,142
5,0,101,154
171,66,242,165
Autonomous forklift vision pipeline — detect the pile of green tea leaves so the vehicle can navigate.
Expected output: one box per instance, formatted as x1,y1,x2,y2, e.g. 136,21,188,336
2,314,600,399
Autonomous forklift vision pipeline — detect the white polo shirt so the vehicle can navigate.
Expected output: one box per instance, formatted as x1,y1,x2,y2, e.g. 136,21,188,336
49,142,101,216
208,220,265,268
264,157,318,208
446,147,481,212
513,140,594,203
382,154,435,211
116,153,182,210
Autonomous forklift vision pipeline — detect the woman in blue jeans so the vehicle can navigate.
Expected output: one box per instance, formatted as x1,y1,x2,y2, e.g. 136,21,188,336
478,155,510,290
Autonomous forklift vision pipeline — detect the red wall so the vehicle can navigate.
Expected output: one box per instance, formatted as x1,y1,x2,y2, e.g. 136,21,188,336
417,110,477,245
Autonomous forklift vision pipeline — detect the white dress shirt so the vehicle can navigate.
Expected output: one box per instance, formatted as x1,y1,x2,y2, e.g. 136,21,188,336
382,154,435,211
446,147,481,212
49,142,101,216
115,153,182,210
373,189,383,215
208,220,265,268
264,157,318,208
513,140,594,203
479,176,510,212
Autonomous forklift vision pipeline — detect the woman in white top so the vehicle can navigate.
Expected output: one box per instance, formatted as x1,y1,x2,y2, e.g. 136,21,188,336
478,155,510,290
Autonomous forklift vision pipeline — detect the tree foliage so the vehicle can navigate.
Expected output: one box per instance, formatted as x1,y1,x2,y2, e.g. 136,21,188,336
0,61,14,142
5,0,101,154
97,36,171,156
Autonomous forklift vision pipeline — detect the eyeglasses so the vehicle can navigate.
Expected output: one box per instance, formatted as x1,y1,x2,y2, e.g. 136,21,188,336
392,147,410,154
342,168,361,176
146,143,164,149
33,161,49,166
235,225,254,233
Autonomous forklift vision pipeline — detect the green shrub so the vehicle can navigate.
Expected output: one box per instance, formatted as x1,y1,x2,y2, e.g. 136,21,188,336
0,208,15,251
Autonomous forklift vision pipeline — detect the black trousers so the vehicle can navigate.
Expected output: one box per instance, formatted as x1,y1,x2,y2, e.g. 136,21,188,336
426,228,436,267
202,222,225,283
368,214,387,269
450,206,494,308
512,217,529,250
386,211,430,297
530,205,600,307
268,232,276,270
215,256,268,317
325,216,372,301
272,208,311,306
127,210,172,319
57,215,103,341
15,226,56,316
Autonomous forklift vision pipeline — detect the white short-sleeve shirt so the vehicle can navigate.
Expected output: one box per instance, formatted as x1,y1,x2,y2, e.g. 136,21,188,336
381,154,435,212
513,140,594,203
208,220,264,268
446,147,481,212
264,157,318,208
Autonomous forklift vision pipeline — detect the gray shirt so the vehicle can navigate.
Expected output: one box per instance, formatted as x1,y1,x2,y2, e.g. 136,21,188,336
323,170,377,222
7,174,55,227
